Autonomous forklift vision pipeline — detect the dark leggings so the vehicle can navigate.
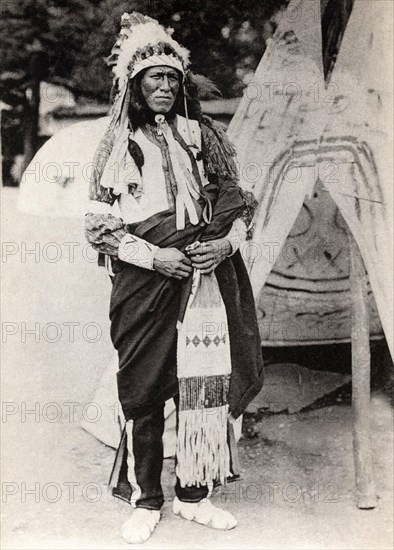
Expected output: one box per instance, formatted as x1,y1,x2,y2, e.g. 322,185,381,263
129,399,209,510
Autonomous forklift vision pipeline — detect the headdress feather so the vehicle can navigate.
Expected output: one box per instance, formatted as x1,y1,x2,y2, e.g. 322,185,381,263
108,12,190,86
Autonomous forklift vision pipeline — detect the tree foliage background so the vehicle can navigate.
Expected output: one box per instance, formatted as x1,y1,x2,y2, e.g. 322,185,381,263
0,0,287,178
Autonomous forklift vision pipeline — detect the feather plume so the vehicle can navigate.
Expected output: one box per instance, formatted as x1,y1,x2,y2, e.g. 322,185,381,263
186,72,222,100
113,19,190,83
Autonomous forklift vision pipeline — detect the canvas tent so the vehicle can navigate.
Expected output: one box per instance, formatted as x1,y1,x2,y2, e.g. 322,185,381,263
227,0,393,355
226,0,393,509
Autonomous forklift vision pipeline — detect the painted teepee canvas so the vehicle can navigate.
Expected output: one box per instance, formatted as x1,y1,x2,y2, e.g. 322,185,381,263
228,0,392,353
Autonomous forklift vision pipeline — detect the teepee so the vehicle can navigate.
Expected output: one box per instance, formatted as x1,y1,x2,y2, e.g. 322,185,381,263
228,0,393,508
228,0,393,354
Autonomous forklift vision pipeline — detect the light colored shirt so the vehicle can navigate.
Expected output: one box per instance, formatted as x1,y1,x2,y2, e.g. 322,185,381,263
86,115,246,270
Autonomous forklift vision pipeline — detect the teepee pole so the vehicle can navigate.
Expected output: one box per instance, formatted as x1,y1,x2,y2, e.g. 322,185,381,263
348,231,377,509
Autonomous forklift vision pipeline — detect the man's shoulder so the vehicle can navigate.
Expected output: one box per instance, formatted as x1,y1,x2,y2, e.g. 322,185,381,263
200,114,226,135
175,114,238,179
200,115,238,179
176,115,201,145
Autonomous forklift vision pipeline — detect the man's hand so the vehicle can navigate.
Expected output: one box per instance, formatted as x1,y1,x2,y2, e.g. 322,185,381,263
153,247,193,279
186,238,232,274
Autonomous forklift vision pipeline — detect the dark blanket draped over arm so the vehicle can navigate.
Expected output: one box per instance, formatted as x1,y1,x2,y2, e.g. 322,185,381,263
110,167,263,421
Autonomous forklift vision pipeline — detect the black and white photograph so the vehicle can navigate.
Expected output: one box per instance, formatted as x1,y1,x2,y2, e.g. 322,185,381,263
1,0,393,548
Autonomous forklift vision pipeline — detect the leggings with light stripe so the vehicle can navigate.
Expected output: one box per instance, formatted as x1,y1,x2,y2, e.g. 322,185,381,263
126,399,209,510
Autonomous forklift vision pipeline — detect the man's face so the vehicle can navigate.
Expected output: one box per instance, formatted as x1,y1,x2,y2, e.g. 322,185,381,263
140,66,181,114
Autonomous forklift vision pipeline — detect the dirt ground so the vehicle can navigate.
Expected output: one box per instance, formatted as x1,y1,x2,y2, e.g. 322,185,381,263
1,188,393,549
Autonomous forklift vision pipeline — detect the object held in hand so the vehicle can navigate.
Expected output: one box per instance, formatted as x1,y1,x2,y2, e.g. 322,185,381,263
185,241,202,254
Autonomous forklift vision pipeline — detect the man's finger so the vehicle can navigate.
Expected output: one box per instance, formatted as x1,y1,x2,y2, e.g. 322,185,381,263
193,260,215,269
181,256,192,266
191,252,215,264
199,266,216,274
177,267,192,277
178,263,193,273
178,271,191,278
187,244,213,257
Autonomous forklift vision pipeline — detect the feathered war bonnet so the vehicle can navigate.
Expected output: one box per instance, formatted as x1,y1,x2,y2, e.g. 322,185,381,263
89,12,191,203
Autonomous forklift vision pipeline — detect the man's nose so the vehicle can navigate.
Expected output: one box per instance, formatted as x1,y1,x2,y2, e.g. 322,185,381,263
159,76,171,91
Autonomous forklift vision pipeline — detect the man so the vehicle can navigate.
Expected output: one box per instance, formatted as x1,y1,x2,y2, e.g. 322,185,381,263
85,11,263,544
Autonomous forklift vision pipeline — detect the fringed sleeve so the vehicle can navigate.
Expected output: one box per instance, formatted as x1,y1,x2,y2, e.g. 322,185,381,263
201,115,257,240
201,114,238,182
85,211,159,269
240,189,258,240
85,213,127,257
